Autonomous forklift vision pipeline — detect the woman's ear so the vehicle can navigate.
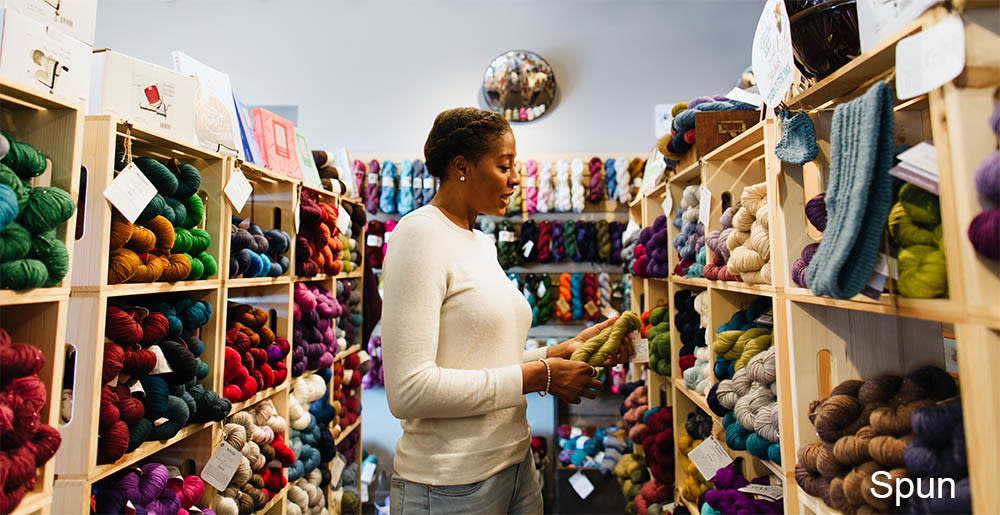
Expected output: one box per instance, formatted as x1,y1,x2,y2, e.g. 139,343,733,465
451,155,469,178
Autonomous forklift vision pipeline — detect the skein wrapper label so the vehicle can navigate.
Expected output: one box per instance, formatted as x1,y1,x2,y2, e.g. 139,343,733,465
537,282,546,298
688,436,733,481
556,298,571,313
104,162,158,223
382,176,394,187
570,427,583,438
632,337,649,363
330,456,347,486
201,442,243,491
498,230,516,243
754,310,774,327
522,240,534,258
738,484,783,501
368,173,379,184
584,301,598,317
423,177,435,189
153,417,169,427
400,176,412,188
524,176,536,189
366,235,383,247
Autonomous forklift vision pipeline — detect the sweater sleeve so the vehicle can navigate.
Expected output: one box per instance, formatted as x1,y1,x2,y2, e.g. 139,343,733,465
381,215,525,420
524,347,547,362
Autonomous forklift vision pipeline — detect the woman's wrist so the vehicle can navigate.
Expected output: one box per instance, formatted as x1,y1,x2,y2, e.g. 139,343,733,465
546,340,574,359
521,360,547,394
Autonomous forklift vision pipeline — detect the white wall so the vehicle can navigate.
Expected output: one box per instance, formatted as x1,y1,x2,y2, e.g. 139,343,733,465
96,0,764,154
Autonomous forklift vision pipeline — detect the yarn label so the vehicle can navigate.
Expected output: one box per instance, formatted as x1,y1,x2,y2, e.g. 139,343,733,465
568,471,594,499
698,186,711,226
330,456,347,486
103,162,159,224
201,442,243,491
557,298,571,314
224,170,253,212
368,172,379,184
336,206,351,234
751,0,795,108
400,176,412,188
594,451,605,464
522,240,534,258
537,282,547,298
860,253,892,300
632,338,649,363
661,193,673,221
524,176,536,189
361,460,376,483
584,301,599,317
382,176,394,187
366,235,383,248
570,427,583,438
739,484,783,501
498,231,516,243
576,437,590,450
688,436,733,481
895,14,965,100
423,177,436,189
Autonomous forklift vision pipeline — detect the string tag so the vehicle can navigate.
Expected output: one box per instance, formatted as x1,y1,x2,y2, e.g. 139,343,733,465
104,162,158,223
201,442,242,491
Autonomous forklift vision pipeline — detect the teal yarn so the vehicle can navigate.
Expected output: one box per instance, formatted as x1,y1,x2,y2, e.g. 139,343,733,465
181,195,204,229
379,160,397,214
570,273,583,320
164,197,187,227
702,503,722,515
0,221,30,261
175,297,212,329
173,163,202,199
767,443,781,465
724,416,750,450
686,245,706,278
775,111,819,165
153,304,184,336
0,259,48,290
397,159,414,215
134,157,179,196
29,230,69,287
0,164,29,212
745,432,772,460
0,184,18,230
138,194,166,223
196,359,210,380
147,395,190,441
806,82,895,299
17,186,74,233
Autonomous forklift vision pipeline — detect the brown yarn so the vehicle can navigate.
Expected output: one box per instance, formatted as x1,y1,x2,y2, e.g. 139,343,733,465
110,211,134,251
128,254,167,283
259,443,275,463
895,365,958,404
160,253,192,282
145,216,175,255
827,477,852,512
832,427,874,466
817,443,850,478
870,399,933,436
861,467,908,512
232,305,269,329
831,379,864,398
124,225,156,253
858,374,903,404
242,483,267,509
842,461,880,506
868,434,916,467
236,490,255,513
108,248,142,284
798,442,823,470
814,395,866,443
794,462,831,498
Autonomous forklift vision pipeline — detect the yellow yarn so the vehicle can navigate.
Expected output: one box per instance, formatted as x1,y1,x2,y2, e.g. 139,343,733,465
734,331,773,371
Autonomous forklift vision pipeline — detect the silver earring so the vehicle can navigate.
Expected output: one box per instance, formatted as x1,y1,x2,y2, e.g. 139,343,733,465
459,176,466,182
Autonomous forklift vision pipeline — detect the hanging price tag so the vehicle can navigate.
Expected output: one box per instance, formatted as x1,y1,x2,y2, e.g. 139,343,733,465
895,15,965,100
584,301,599,317
224,170,253,212
103,162,158,223
688,437,734,481
632,338,649,363
698,186,711,226
330,456,347,486
661,192,673,219
568,471,595,499
336,208,351,234
201,442,243,491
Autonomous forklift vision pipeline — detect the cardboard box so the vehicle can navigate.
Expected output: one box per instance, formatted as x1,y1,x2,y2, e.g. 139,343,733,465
0,7,90,105
253,107,302,180
0,0,97,45
89,49,196,145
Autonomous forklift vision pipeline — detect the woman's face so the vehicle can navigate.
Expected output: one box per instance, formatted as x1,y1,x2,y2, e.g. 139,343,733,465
467,130,519,217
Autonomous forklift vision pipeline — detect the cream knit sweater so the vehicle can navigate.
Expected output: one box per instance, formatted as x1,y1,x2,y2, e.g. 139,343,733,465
382,205,547,485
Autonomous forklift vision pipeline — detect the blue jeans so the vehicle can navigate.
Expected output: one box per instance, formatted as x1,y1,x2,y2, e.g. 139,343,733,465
389,451,543,514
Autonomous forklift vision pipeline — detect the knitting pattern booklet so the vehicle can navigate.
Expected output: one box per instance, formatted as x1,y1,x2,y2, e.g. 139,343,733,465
172,51,242,157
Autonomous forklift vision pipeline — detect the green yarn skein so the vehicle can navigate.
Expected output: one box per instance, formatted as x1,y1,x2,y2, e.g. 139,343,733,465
134,157,179,196
181,194,205,229
197,252,217,279
897,183,940,226
164,197,187,227
0,164,29,212
497,220,522,269
188,229,211,255
29,229,69,287
174,163,202,200
172,227,193,254
185,253,204,280
0,221,31,261
888,202,938,247
1,132,47,179
17,186,74,233
0,259,48,290
570,311,641,366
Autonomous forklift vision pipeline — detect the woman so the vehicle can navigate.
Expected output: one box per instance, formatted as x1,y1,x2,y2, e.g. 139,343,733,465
382,107,632,514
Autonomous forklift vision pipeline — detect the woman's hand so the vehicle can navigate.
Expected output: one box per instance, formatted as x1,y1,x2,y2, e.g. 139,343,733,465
548,316,635,366
546,358,603,404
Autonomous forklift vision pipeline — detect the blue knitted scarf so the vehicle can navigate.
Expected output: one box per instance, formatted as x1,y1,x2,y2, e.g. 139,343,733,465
805,81,895,299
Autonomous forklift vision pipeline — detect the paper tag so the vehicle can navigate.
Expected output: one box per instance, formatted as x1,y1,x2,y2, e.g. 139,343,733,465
698,186,711,226
498,231,516,243
896,15,965,100
568,471,594,499
537,282,547,298
103,162,159,223
400,176,413,188
384,230,393,243
149,345,174,375
570,427,583,438
584,301,599,316
294,204,301,232
361,484,369,503
336,208,351,234
632,178,642,189
366,235,384,247
522,240,534,258
382,176,394,187
129,381,145,394
860,253,891,300
361,460,376,483
739,484,784,501
330,456,346,485
751,0,795,108
688,437,734,481
524,176,537,189
601,305,620,319
576,437,590,450
887,256,898,280
368,172,379,184
153,416,169,427
201,442,243,491
754,310,774,327
224,170,253,212
557,298,571,314
423,177,436,189
632,338,649,363
857,0,936,51
725,86,763,108
661,193,673,220
595,451,606,464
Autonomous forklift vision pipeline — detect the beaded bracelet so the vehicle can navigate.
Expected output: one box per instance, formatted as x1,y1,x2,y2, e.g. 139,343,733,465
538,359,551,397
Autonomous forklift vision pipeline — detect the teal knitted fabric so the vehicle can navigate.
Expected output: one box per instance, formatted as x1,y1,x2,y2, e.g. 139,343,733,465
775,111,818,165
805,81,895,299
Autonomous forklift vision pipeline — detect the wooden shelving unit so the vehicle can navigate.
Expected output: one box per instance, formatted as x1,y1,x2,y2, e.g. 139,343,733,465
630,7,1000,514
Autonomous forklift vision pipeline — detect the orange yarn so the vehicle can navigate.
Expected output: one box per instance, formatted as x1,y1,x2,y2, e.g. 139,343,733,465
110,211,134,251
145,216,175,255
124,225,156,253
556,273,572,322
160,253,192,282
108,248,142,284
129,254,168,283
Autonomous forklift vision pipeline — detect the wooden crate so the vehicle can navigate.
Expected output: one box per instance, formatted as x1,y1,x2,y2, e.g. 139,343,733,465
0,80,82,303
0,299,68,515
57,286,224,480
72,116,226,292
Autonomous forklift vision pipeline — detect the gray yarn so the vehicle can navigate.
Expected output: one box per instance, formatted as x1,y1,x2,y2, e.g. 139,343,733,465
775,111,819,165
805,81,895,299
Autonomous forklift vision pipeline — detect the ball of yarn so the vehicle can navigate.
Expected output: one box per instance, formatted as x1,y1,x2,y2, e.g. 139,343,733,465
968,207,999,260
896,245,948,298
17,186,75,233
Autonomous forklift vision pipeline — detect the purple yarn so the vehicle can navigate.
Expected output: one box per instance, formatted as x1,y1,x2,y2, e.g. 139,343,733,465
792,243,820,287
639,226,654,246
805,193,827,231
200,510,217,515
974,151,1000,202
688,96,716,109
266,345,283,365
116,463,169,506
991,101,1000,138
909,477,971,514
609,222,624,264
365,160,381,214
969,208,1000,260
551,221,565,262
144,488,181,515
653,214,667,231
558,449,573,465
719,207,734,229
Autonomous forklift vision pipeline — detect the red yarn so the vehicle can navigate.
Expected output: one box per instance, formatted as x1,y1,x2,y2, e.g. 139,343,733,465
113,384,145,424
26,423,61,465
140,312,170,347
0,340,44,380
271,434,295,467
103,343,125,385
97,420,129,464
105,307,142,346
99,386,121,431
679,354,697,371
271,362,288,385
344,353,360,369
123,347,157,377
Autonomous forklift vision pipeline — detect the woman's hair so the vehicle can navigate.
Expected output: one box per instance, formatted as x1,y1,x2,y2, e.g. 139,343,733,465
423,108,511,179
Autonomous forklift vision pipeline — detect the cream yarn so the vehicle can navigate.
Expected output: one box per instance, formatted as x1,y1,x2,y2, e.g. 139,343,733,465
616,158,631,204
570,158,585,212
554,158,571,212
537,161,554,213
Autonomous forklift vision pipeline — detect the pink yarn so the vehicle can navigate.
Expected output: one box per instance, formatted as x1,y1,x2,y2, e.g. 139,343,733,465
524,160,538,214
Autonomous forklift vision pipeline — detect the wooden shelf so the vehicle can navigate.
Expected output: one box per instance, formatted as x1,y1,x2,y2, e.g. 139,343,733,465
89,422,214,482
8,489,52,515
672,378,718,423
0,288,69,306
334,419,362,445
728,449,783,478
668,276,709,289
784,287,967,324
334,344,362,363
678,493,700,515
225,276,293,288
670,160,701,184
71,279,224,296
1,78,83,110
228,382,290,415
704,280,775,297
259,483,288,513
700,120,765,163
295,273,334,283
336,270,364,280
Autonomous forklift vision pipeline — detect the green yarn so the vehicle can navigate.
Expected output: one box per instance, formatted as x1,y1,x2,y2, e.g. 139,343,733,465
134,157,179,196
0,221,31,261
0,164,29,212
181,194,204,229
185,253,204,280
897,245,948,298
888,202,937,247
897,183,941,226
29,229,69,287
164,197,187,227
0,259,48,290
197,252,217,279
174,163,202,199
172,227,193,254
137,194,166,223
16,186,74,233
188,228,211,255
1,133,47,179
